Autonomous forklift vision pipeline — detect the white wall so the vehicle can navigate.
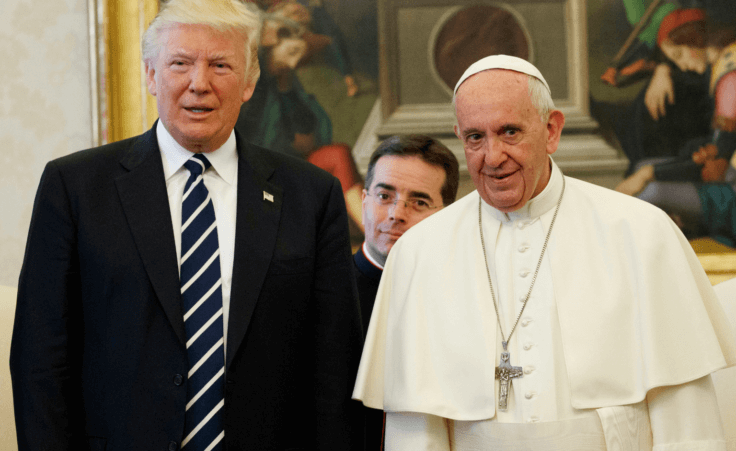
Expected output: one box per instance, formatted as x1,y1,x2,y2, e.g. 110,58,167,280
0,0,92,287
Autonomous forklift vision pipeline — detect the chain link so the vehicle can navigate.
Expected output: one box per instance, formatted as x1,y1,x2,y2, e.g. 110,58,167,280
478,176,566,347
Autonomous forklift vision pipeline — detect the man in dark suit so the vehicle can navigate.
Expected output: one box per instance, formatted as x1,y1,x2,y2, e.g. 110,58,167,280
9,1,363,450
355,135,459,449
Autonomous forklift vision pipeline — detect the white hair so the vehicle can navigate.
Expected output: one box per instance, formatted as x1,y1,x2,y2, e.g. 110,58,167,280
142,0,262,86
526,75,554,122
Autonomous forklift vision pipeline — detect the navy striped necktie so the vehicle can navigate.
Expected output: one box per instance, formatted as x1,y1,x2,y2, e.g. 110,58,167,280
180,154,225,451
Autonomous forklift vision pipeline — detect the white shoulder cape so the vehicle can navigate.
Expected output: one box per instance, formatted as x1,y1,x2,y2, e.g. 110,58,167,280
353,173,736,421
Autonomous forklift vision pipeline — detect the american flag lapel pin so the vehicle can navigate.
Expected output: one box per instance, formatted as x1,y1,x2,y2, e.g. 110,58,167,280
263,191,274,202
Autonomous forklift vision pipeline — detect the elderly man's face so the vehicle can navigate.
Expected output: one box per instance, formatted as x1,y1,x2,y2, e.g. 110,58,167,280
454,70,563,212
146,23,256,153
362,155,446,266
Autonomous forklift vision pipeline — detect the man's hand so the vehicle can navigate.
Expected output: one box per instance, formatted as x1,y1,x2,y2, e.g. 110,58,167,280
645,64,674,121
616,165,655,196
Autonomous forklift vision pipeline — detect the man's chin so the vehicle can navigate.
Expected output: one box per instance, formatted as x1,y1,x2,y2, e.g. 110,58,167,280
382,239,399,254
480,188,525,213
175,130,228,153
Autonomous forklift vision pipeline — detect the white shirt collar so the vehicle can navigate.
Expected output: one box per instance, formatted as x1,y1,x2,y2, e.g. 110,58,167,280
157,120,238,184
362,242,385,270
484,157,563,223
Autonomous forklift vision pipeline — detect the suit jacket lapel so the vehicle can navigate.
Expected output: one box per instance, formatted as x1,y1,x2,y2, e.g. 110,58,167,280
226,136,282,370
115,126,186,345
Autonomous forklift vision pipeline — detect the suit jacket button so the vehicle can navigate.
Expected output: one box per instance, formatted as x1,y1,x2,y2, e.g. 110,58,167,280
173,374,184,386
168,441,178,451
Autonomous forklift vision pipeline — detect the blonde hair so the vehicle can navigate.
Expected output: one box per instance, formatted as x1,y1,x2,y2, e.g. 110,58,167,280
142,0,262,86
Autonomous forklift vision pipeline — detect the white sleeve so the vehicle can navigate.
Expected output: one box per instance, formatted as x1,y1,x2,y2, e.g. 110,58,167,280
648,374,727,451
385,412,451,451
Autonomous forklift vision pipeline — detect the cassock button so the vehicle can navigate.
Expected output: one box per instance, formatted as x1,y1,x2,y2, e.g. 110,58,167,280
521,319,530,327
523,343,532,350
519,270,530,278
524,366,534,374
518,245,528,253
173,374,183,386
525,392,534,399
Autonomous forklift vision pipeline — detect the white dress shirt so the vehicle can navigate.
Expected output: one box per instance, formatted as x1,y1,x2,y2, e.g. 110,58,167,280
157,121,238,353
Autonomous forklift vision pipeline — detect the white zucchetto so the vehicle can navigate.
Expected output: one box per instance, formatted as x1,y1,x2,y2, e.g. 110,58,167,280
454,54,551,96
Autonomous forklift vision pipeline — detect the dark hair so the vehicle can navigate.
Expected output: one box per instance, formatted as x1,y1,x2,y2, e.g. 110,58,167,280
707,22,736,50
364,135,460,206
669,20,707,48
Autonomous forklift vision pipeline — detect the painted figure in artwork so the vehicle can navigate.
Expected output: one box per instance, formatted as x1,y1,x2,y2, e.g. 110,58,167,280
616,8,736,245
600,4,713,174
248,0,360,96
236,2,364,232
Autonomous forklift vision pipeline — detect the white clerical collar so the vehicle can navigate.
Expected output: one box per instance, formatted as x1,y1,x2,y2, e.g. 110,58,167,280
157,120,238,185
483,157,563,223
362,242,385,270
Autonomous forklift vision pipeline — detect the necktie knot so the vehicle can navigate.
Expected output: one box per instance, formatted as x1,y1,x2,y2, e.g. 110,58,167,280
183,154,212,177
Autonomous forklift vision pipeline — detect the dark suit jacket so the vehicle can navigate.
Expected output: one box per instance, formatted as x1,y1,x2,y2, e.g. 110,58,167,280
353,246,381,337
352,246,384,451
10,125,364,451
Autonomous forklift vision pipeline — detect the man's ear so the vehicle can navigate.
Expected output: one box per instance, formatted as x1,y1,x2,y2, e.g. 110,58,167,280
241,81,256,103
545,110,565,155
145,62,157,96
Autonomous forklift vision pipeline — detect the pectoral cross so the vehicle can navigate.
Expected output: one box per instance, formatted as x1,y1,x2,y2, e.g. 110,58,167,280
495,341,523,411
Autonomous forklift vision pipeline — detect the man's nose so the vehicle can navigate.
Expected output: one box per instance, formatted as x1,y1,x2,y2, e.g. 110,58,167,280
484,139,507,168
388,200,410,222
189,63,211,93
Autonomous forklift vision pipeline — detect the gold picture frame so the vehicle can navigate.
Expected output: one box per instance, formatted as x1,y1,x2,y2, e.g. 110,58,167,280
89,0,159,146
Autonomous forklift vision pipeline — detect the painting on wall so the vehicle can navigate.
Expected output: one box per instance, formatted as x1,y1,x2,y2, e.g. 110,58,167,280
93,0,736,249
234,0,591,247
235,0,379,244
587,0,736,247
232,0,592,246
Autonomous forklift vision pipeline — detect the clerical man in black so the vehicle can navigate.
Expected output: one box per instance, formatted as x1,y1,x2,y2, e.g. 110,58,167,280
355,134,459,449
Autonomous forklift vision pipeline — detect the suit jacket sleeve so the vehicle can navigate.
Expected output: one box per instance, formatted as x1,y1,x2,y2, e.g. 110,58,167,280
312,177,364,450
10,161,86,450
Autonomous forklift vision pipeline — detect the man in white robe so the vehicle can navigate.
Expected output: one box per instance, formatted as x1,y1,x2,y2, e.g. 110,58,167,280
353,55,736,450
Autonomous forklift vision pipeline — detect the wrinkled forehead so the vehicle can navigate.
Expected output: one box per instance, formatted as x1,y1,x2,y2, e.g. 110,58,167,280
454,69,530,105
453,70,546,131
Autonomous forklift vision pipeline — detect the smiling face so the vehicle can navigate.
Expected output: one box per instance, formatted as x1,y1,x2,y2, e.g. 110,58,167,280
146,23,256,153
454,70,564,212
362,155,446,266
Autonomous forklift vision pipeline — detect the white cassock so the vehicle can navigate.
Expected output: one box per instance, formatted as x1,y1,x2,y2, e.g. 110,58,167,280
353,159,736,450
